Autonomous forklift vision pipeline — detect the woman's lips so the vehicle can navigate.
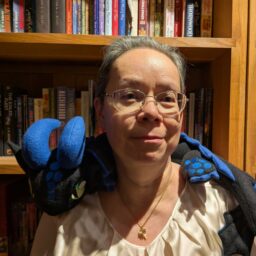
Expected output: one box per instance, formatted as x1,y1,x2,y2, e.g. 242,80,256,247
132,135,164,144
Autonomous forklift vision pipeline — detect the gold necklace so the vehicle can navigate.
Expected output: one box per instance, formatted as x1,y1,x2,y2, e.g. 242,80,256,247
118,163,173,240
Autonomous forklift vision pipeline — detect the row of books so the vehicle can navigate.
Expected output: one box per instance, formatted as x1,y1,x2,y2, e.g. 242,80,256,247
0,82,95,156
182,87,213,148
0,0,213,37
0,178,42,256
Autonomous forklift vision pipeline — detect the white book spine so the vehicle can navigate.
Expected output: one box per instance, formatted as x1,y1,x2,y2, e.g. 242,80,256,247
163,0,175,37
105,0,112,35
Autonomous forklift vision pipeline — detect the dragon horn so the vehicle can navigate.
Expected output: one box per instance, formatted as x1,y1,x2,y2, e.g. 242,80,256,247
57,116,86,169
22,118,61,169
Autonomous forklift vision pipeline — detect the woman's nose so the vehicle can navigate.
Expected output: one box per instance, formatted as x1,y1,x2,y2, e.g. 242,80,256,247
137,99,163,122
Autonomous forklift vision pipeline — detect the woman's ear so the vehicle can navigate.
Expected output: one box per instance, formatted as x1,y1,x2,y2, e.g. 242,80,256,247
94,97,105,132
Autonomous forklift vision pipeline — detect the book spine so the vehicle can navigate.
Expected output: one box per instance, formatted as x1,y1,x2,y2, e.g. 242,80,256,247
35,0,50,32
66,0,73,33
118,0,126,35
15,95,22,147
66,87,75,121
81,90,89,137
51,0,66,33
112,0,118,35
77,0,82,33
89,0,94,34
21,94,28,136
0,85,3,156
33,98,43,122
203,87,213,147
138,0,148,36
3,0,11,32
18,0,24,32
84,0,89,34
188,91,195,138
24,0,36,32
42,88,50,118
3,86,14,156
88,80,94,136
93,0,99,34
184,0,194,37
98,0,104,34
193,0,201,37
56,87,67,141
129,0,138,36
200,0,213,37
81,0,86,34
194,87,204,143
154,0,163,36
0,0,4,32
72,0,78,34
148,0,155,36
12,0,19,32
163,0,175,37
174,0,183,36
104,0,112,35
0,184,8,255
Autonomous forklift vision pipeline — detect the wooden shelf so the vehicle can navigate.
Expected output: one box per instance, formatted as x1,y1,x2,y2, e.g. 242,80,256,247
0,33,235,62
0,157,24,175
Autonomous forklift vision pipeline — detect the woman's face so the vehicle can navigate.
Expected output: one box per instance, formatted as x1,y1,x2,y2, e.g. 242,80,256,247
95,48,183,166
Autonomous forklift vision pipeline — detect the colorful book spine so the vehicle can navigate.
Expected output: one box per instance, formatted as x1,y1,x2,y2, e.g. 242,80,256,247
35,0,50,32
174,0,183,37
138,0,148,36
163,0,175,37
3,0,11,32
98,0,104,34
93,0,99,34
184,0,194,37
112,0,118,35
104,0,112,35
33,98,43,122
127,0,138,36
0,85,3,156
18,0,24,32
118,0,126,35
24,0,36,32
51,0,66,33
81,0,89,34
12,0,19,32
66,0,73,33
200,0,213,37
72,0,78,34
77,0,82,34
0,0,4,32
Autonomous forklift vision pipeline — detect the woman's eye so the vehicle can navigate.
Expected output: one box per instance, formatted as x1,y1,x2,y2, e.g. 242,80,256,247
160,95,175,103
122,92,136,100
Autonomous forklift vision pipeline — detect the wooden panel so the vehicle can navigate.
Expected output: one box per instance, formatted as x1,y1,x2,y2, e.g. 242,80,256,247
245,0,256,177
0,157,24,175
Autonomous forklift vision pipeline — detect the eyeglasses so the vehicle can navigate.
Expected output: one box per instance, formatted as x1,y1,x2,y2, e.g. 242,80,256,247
104,88,188,117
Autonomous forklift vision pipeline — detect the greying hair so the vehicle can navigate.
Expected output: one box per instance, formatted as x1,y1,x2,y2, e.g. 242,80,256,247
96,36,186,101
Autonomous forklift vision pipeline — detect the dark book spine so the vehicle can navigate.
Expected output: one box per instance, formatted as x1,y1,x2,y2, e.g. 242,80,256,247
3,86,14,156
193,0,201,37
15,95,23,147
35,0,50,32
0,85,3,156
24,0,36,32
51,0,66,33
184,0,194,37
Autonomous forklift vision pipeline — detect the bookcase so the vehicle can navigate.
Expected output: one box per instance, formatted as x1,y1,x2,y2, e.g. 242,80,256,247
0,0,251,253
245,0,256,178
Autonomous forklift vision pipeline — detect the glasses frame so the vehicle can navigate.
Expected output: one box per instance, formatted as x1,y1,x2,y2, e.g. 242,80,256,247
104,88,188,116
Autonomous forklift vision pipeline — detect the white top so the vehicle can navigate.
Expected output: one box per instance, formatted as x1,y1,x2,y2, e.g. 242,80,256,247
31,181,238,256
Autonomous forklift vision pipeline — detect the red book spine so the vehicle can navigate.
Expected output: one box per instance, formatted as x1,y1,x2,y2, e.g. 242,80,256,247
66,0,73,34
112,0,118,35
138,0,148,36
4,0,11,32
19,0,24,31
174,0,183,36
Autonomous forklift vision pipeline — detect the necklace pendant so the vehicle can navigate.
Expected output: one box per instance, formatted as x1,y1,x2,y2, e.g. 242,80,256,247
138,227,147,240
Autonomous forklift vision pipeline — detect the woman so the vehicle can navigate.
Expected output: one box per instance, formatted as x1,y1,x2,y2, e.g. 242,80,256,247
30,37,241,255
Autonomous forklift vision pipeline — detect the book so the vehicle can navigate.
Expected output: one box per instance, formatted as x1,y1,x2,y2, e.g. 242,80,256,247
0,0,4,32
33,98,43,122
3,0,11,32
118,0,126,35
203,87,213,147
174,0,183,37
200,0,213,37
93,0,99,34
72,0,78,34
35,0,50,32
112,0,118,35
104,0,112,35
154,0,163,36
51,0,66,33
138,0,148,36
81,90,90,137
127,0,138,36
184,0,194,37
148,0,155,36
66,0,72,33
24,0,36,32
0,85,3,156
193,0,201,36
188,91,195,138
163,0,175,37
98,0,104,35
77,0,82,34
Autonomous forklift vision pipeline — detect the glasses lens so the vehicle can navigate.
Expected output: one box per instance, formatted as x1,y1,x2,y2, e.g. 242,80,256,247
113,89,144,112
156,91,186,115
